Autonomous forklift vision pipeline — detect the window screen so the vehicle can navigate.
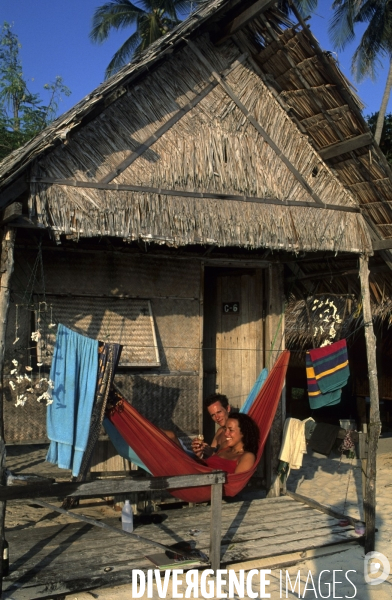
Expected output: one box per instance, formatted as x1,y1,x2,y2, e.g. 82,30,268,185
35,297,160,367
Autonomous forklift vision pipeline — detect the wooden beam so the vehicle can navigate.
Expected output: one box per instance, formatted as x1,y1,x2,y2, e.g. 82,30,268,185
99,54,248,185
0,202,22,225
359,254,381,554
0,472,226,501
186,40,325,206
209,482,222,572
0,177,27,208
32,499,208,562
30,177,362,214
100,80,218,184
319,133,374,160
287,263,388,282
0,227,16,594
216,0,277,45
372,238,392,251
286,490,364,528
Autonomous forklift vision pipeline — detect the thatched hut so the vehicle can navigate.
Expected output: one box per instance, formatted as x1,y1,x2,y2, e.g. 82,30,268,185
0,0,390,516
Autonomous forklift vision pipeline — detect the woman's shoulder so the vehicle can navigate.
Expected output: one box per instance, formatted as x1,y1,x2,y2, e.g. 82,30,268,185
235,451,256,472
238,451,255,462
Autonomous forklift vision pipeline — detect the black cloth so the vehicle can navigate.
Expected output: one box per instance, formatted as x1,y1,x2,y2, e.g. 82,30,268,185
309,423,341,456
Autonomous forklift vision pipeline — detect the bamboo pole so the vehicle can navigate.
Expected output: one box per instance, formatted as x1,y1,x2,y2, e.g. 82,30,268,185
0,227,16,593
359,254,381,553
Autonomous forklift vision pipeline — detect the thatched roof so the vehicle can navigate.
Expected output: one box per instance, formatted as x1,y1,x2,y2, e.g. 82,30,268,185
1,0,391,255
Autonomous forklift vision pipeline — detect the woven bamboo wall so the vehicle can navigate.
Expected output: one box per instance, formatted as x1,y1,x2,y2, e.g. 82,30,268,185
4,247,201,442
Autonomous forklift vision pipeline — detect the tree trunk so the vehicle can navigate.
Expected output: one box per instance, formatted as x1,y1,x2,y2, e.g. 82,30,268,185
358,254,381,554
374,57,392,145
0,227,16,593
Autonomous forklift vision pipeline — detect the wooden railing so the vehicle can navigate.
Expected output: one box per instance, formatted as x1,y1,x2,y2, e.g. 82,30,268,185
1,471,226,573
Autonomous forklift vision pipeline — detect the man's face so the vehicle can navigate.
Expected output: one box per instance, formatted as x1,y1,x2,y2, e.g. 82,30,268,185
207,401,230,428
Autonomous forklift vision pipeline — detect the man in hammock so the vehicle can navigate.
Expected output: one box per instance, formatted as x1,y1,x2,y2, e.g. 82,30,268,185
164,393,231,457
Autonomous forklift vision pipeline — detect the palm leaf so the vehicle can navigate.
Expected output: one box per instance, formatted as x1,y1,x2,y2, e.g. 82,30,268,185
105,30,142,77
90,0,144,43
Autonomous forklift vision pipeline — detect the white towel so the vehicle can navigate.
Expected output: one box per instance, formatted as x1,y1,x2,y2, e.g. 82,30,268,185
279,418,307,470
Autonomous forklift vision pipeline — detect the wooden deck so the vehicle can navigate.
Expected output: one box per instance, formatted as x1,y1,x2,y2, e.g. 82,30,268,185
4,494,360,599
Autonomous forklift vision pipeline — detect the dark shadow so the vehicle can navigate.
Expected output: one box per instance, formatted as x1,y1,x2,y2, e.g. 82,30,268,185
7,523,92,586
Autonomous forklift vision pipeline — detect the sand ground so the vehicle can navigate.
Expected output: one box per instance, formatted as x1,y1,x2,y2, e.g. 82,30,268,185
4,438,392,599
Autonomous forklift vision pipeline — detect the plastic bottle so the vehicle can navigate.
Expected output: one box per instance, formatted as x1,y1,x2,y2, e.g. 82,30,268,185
121,499,133,533
2,539,9,576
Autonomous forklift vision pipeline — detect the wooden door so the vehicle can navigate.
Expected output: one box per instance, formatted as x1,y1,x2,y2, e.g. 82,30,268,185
203,268,265,428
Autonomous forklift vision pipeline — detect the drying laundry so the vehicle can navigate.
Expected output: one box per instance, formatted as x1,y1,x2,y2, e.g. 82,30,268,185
306,339,349,409
278,418,307,471
309,422,341,456
46,324,99,476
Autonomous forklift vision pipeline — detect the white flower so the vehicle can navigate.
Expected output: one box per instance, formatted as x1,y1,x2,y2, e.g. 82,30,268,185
9,381,15,390
48,323,56,329
37,391,52,404
47,379,54,389
12,359,18,367
24,374,32,382
10,369,17,375
16,375,24,383
37,362,43,367
15,395,27,407
26,387,34,393
25,366,33,372
31,331,41,342
12,338,19,345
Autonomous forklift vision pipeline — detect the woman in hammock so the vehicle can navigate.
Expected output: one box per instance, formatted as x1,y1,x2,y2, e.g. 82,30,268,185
195,412,260,475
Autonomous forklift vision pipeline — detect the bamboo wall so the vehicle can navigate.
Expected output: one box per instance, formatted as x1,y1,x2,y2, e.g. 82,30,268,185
4,247,200,443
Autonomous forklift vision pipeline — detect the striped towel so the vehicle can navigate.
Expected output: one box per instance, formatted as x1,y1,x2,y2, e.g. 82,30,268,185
306,339,349,409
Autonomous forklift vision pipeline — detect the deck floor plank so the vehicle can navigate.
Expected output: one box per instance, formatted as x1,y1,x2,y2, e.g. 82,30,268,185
3,496,359,599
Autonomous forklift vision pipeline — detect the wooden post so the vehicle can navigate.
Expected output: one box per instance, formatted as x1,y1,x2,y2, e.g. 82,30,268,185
359,425,368,505
265,264,285,498
0,227,16,591
359,254,381,553
209,482,222,572
198,262,205,434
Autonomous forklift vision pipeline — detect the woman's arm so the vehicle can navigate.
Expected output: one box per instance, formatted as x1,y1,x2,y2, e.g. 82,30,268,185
234,452,256,474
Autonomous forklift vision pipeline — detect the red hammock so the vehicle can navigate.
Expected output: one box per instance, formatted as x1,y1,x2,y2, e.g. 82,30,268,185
108,350,290,502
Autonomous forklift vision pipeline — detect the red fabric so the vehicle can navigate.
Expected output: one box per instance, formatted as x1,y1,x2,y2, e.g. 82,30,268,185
108,350,290,502
308,339,346,361
204,455,237,474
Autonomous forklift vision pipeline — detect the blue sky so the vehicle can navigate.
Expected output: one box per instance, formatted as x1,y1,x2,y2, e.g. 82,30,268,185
1,1,391,120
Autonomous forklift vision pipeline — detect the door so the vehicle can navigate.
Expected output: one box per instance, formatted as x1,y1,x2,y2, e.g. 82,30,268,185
203,267,265,438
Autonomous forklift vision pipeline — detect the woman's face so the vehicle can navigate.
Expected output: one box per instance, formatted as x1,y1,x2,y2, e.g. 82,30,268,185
224,418,243,448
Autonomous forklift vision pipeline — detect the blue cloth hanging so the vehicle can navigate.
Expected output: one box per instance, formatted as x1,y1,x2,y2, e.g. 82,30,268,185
46,324,99,476
240,368,268,414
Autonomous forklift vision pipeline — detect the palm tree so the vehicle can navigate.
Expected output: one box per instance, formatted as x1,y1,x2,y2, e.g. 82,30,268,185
90,0,192,79
329,0,392,144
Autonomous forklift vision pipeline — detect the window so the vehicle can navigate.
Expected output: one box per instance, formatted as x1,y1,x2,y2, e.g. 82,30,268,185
35,297,160,367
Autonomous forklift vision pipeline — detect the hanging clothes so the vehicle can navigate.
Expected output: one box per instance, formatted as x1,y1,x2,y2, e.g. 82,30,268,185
309,422,341,456
70,341,122,481
306,339,349,409
278,418,307,473
46,324,99,476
